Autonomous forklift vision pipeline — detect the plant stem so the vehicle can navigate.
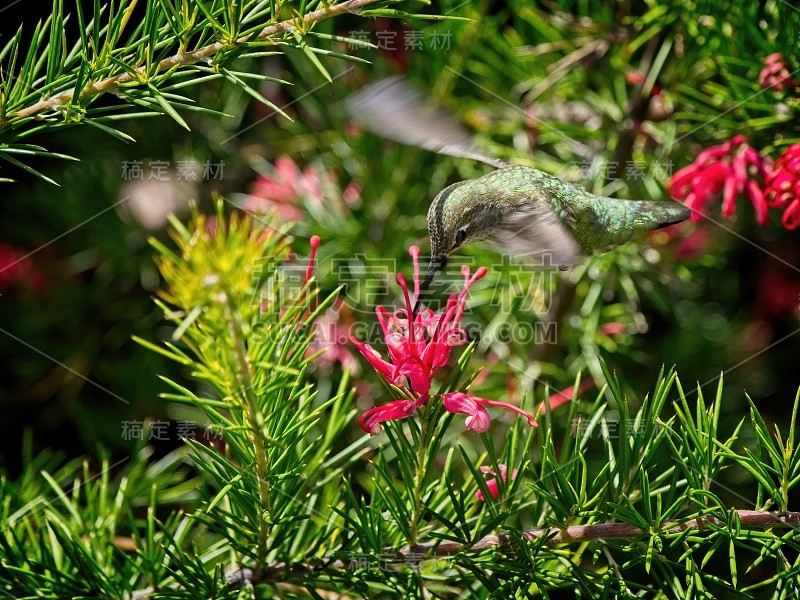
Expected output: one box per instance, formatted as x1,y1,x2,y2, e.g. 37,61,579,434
4,0,384,126
126,510,800,595
409,417,432,546
225,294,272,571
396,509,800,557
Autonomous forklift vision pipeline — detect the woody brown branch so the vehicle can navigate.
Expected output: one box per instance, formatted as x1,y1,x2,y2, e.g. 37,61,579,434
6,0,380,125
128,510,800,595
395,510,800,557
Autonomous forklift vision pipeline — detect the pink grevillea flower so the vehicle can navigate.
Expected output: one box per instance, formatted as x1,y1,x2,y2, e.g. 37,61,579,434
668,135,770,225
352,247,538,435
765,143,800,230
758,53,797,93
475,464,517,501
244,157,331,220
310,301,361,375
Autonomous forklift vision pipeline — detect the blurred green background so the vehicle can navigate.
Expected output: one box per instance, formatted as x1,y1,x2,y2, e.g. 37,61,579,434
1,0,798,502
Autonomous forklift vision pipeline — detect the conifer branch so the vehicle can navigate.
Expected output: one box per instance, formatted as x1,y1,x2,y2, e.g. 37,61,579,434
4,0,380,126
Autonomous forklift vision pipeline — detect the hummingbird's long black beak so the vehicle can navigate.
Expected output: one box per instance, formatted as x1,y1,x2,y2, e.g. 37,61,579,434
413,256,446,316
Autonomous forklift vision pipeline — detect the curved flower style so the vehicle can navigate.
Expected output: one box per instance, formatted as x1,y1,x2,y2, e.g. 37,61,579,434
352,247,538,435
765,143,800,230
443,392,538,433
668,135,769,225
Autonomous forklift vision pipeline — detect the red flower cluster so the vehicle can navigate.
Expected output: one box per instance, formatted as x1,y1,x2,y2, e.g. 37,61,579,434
668,135,769,225
765,144,800,230
758,53,797,93
351,247,538,435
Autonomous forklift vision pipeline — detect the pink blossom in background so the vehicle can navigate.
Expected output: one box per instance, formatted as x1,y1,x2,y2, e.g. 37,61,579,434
674,225,712,261
600,322,627,337
0,244,29,290
244,157,360,224
648,223,712,262
758,53,797,93
0,244,44,291
342,182,362,205
668,135,770,225
309,301,360,375
475,464,517,501
244,157,332,220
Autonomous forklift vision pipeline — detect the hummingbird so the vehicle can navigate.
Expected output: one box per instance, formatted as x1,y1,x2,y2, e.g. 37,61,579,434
346,77,690,309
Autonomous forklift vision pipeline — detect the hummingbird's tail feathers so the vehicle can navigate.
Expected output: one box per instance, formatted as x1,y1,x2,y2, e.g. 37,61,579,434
591,197,690,251
492,203,585,268
345,76,507,169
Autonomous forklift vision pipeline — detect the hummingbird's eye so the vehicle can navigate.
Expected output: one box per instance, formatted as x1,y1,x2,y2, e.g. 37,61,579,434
455,228,467,246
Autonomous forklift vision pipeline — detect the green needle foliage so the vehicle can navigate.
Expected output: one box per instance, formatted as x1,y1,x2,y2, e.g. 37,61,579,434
0,0,445,184
4,208,800,597
3,0,800,598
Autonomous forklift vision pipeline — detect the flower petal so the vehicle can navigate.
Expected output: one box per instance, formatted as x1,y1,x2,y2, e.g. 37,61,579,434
722,177,737,218
350,337,395,381
746,180,768,226
395,356,432,396
443,392,491,432
359,399,416,435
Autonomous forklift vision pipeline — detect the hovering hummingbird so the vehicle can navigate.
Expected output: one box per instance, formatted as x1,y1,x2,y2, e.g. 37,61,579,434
346,77,690,308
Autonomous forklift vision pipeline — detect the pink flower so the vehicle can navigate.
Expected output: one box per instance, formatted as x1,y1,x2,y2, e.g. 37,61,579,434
351,247,538,435
758,53,797,93
475,464,517,501
0,244,44,291
244,157,336,219
0,244,28,289
343,182,362,205
600,322,627,337
309,301,360,375
765,143,800,230
668,136,770,226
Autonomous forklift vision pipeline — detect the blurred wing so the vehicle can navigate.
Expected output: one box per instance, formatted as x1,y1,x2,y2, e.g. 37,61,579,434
492,203,584,268
345,76,506,169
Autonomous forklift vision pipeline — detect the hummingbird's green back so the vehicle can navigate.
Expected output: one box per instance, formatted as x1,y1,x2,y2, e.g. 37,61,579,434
429,164,690,265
